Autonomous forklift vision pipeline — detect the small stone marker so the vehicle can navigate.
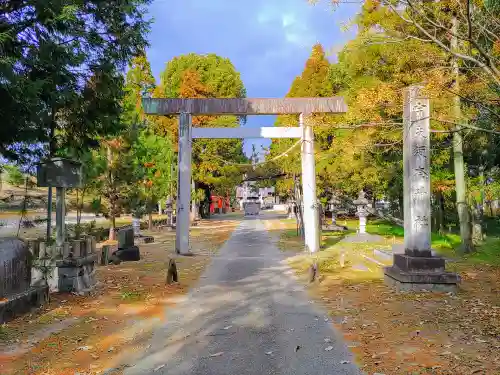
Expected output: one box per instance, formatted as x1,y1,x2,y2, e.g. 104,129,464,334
166,259,178,284
113,227,140,262
383,86,460,292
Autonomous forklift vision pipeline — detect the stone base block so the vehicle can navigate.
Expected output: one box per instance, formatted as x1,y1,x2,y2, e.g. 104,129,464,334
0,285,49,323
384,265,461,293
155,224,174,232
393,254,445,273
31,255,97,294
134,235,154,244
113,246,140,262
322,224,348,232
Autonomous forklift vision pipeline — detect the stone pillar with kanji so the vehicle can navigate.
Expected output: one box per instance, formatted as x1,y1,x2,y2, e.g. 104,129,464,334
384,86,460,292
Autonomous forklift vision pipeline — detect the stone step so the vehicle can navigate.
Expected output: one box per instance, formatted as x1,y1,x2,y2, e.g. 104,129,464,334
361,254,386,267
373,249,393,263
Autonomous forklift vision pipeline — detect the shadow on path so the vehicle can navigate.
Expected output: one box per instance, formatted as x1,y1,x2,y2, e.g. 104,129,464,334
120,216,361,375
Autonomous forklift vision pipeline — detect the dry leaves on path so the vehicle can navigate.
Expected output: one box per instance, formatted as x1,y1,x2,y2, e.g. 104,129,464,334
309,264,500,375
0,219,239,375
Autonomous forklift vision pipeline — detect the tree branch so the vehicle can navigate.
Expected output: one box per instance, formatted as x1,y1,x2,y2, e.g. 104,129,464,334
431,118,500,135
385,1,500,86
466,0,472,42
386,1,500,86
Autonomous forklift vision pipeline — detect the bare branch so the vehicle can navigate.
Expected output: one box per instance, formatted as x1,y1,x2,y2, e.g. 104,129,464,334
432,118,500,135
385,2,500,86
406,0,500,79
466,0,472,42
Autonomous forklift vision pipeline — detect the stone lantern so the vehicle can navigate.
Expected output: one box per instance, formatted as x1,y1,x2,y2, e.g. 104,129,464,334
328,194,341,225
353,190,369,234
165,196,174,227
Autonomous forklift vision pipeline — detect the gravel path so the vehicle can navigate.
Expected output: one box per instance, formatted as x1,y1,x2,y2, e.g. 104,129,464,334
124,216,362,375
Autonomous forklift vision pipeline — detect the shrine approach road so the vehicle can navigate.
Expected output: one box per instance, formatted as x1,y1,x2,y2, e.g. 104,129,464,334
123,214,362,375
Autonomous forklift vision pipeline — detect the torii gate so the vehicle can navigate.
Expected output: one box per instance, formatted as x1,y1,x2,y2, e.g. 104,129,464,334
143,97,347,255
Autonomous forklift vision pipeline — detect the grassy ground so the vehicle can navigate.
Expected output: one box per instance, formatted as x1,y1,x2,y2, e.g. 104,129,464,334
0,216,240,375
266,217,500,375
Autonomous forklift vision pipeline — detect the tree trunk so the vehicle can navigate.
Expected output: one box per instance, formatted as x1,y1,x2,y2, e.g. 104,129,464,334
398,193,404,220
148,211,153,231
76,189,80,225
107,145,116,242
190,180,197,222
109,211,116,241
451,16,474,253
472,204,483,244
76,189,85,226
46,107,56,241
439,191,445,234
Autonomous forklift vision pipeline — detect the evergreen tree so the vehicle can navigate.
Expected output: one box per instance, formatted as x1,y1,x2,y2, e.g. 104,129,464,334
0,0,152,159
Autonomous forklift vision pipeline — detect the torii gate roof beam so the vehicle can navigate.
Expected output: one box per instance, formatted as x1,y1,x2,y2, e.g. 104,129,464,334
142,97,347,115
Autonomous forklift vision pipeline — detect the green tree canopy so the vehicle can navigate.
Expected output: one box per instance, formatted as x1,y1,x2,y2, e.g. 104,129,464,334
154,53,248,196
0,0,152,160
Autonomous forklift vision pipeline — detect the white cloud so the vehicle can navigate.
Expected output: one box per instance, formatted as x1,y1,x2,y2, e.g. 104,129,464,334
281,13,296,27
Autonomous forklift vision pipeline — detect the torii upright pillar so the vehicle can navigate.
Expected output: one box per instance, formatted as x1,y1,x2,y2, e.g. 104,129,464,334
300,113,319,253
175,112,193,254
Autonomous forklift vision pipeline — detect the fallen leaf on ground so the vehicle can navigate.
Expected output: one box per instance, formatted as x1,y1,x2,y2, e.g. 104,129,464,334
77,345,93,351
154,364,165,372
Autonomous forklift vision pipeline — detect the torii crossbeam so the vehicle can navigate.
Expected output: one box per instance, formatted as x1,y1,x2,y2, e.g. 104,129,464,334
143,97,347,255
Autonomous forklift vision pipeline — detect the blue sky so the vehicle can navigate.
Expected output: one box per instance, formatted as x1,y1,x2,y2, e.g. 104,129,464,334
146,0,360,156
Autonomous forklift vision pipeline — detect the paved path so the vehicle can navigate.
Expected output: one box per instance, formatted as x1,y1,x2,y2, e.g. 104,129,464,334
124,216,361,375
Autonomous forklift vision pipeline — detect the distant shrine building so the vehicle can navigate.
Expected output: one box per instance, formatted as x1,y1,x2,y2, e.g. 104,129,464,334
235,177,279,215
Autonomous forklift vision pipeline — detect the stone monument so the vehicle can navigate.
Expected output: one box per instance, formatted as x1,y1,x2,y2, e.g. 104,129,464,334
353,190,369,234
35,158,98,294
112,227,141,261
0,238,48,323
384,86,461,292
